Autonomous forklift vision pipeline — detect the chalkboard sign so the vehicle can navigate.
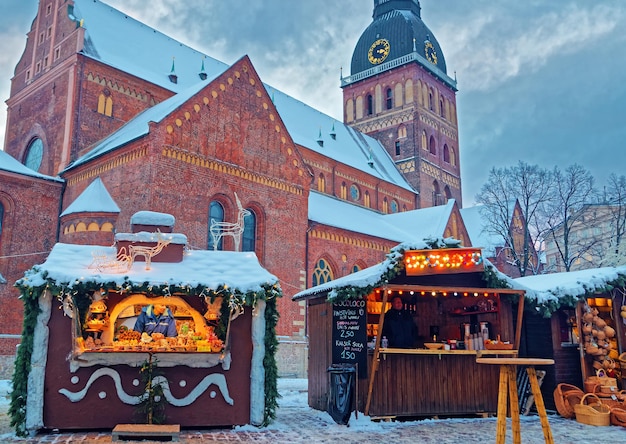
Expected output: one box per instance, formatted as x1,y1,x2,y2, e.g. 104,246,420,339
332,299,367,378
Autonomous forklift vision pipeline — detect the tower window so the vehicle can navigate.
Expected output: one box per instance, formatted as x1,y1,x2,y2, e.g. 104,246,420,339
386,88,393,110
367,94,373,116
429,136,437,155
443,144,450,163
395,140,401,156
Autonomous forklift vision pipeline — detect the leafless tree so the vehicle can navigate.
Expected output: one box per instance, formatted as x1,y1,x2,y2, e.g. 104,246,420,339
600,173,626,266
476,161,553,276
541,164,598,272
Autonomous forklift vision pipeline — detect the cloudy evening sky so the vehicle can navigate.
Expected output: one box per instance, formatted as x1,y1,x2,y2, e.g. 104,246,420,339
1,0,626,205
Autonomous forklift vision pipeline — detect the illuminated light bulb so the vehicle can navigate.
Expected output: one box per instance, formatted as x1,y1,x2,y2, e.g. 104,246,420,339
410,291,414,295
387,290,392,294
398,290,403,295
484,293,488,297
431,291,436,296
443,292,447,296
421,291,425,296
454,292,458,296
473,292,479,297
463,292,468,297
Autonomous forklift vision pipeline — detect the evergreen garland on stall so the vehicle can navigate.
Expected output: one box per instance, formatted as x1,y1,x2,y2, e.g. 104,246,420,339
10,271,282,436
9,283,42,437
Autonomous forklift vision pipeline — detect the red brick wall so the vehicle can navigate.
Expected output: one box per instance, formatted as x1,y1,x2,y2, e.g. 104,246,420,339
0,173,63,343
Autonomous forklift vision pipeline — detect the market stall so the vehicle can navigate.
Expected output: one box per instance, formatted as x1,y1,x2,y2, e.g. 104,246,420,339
10,212,281,436
294,239,527,419
516,267,626,395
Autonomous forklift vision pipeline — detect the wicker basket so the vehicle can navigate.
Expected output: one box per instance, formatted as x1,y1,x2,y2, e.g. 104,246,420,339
574,394,611,426
611,407,626,427
596,390,626,409
554,383,584,419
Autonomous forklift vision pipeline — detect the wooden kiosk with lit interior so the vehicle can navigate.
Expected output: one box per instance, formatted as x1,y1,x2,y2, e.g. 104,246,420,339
294,246,526,419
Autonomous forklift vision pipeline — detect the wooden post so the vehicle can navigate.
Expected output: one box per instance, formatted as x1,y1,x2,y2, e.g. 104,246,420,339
514,292,525,351
527,367,554,444
364,288,388,416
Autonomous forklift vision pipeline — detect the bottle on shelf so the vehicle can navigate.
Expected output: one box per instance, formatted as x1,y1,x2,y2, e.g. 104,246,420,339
381,336,388,348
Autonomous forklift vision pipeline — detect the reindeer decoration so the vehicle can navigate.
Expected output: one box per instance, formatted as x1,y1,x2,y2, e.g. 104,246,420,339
210,193,251,252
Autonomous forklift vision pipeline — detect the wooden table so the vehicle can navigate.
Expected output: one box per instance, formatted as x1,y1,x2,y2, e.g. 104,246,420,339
476,357,554,444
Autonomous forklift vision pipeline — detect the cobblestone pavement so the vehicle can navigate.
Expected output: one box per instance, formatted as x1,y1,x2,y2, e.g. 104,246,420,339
1,380,624,443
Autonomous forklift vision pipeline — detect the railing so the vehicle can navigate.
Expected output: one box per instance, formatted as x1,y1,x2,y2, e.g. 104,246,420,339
341,51,457,90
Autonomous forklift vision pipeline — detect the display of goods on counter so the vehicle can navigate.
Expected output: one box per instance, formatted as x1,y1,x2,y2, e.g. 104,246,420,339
78,325,224,353
582,305,619,376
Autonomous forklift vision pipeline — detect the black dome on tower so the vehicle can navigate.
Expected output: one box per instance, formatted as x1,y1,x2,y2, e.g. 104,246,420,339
350,0,447,77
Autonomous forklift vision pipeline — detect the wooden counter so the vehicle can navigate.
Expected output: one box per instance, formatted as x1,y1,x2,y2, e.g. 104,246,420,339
359,350,511,418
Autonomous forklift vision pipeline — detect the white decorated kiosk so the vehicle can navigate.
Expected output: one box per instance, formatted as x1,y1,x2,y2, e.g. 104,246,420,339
10,211,281,436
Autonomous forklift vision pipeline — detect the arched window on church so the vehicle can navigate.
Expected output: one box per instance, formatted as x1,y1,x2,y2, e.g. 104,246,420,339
364,191,371,208
421,130,427,150
97,93,113,117
383,197,389,214
390,200,398,213
444,185,452,202
208,200,225,250
450,147,456,166
312,258,334,286
443,144,450,163
340,182,347,200
429,136,437,155
242,209,256,252
439,98,444,118
367,94,373,116
386,88,393,110
395,140,401,156
428,90,434,111
432,181,441,206
317,173,326,193
398,125,407,139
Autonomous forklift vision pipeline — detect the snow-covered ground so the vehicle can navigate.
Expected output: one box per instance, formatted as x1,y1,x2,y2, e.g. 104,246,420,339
0,378,624,442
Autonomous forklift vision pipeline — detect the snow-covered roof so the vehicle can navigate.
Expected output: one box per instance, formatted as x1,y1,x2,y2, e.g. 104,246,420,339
0,150,62,182
131,211,176,227
270,90,414,190
309,191,455,242
293,239,524,301
73,0,227,93
60,177,120,216
516,267,626,302
459,205,505,257
17,243,278,293
64,0,413,191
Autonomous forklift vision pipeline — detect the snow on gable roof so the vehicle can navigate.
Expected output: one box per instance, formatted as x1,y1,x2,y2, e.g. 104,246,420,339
17,243,278,293
516,267,626,302
309,192,454,242
72,0,227,93
460,205,505,257
64,68,226,170
60,177,120,216
269,89,414,191
0,150,62,182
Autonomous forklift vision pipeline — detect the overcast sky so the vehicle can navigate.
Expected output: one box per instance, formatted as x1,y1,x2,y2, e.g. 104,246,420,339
2,0,626,205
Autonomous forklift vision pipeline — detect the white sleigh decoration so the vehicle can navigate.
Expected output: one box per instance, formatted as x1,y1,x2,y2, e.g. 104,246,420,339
210,193,250,252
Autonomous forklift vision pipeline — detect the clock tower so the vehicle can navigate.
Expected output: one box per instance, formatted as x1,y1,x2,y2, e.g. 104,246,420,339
342,0,462,208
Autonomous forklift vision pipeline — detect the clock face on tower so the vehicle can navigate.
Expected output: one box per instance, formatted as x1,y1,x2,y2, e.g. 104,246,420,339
368,38,390,65
424,41,438,65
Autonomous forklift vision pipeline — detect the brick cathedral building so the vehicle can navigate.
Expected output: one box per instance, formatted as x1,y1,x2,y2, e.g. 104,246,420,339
0,0,469,376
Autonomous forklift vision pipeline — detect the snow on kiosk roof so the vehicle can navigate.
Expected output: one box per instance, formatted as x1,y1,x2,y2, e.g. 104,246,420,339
293,239,527,302
17,243,279,295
